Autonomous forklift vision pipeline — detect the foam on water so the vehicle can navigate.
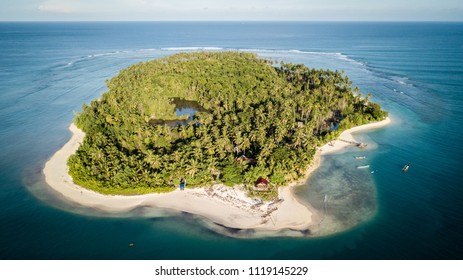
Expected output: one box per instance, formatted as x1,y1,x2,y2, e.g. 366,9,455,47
62,47,365,70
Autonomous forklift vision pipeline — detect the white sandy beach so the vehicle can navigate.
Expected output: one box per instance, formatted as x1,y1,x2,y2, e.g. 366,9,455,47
320,117,392,155
43,117,390,232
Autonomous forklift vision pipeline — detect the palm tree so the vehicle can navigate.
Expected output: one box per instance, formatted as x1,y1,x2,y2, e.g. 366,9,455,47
186,158,200,177
145,151,161,170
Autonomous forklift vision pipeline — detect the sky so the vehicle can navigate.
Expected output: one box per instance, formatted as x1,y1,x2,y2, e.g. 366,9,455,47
0,0,462,21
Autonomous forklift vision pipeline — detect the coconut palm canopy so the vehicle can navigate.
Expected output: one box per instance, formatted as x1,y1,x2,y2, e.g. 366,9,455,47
68,52,387,195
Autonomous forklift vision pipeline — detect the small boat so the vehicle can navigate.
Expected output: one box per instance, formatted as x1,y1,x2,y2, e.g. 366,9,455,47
355,156,366,160
357,165,370,169
402,163,410,172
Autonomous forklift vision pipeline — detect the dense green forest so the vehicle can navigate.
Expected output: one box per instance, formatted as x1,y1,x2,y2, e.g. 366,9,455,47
68,52,387,196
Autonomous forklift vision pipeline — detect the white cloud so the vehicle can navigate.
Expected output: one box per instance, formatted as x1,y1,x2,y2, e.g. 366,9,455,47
20,0,461,21
38,1,74,13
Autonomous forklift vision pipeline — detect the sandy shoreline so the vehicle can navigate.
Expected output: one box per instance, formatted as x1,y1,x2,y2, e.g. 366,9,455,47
43,117,390,233
320,117,392,155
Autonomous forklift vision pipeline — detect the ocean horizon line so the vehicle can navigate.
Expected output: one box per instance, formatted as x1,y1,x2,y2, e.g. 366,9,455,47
1,20,462,24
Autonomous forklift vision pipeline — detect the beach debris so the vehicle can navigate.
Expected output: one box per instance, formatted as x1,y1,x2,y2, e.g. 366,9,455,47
357,142,367,148
269,198,284,207
339,139,367,148
251,198,263,206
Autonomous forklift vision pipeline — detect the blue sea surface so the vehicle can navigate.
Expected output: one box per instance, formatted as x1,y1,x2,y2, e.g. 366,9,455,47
1,22,462,259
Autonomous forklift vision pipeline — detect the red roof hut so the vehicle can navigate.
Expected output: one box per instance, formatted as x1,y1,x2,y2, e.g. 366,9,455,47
254,177,269,191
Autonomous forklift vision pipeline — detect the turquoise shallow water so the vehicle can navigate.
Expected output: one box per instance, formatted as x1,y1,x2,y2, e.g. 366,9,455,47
1,22,462,259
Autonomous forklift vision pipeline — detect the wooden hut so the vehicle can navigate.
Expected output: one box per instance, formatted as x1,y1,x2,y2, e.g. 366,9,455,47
254,177,269,191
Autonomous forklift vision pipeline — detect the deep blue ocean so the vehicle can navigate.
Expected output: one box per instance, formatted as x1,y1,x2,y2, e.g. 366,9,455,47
1,22,462,259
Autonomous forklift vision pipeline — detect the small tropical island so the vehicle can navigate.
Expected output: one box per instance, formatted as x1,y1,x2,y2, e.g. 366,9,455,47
45,52,389,235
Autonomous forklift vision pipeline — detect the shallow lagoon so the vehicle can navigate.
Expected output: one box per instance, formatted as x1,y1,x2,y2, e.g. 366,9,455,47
149,98,206,127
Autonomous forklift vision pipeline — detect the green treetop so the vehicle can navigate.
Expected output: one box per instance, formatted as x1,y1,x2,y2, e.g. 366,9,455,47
68,52,387,197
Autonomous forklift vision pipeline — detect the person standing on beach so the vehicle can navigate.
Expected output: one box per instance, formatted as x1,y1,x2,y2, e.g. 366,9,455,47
179,177,186,190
